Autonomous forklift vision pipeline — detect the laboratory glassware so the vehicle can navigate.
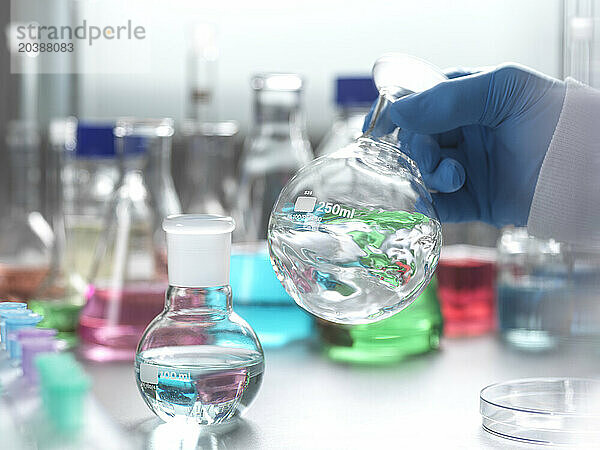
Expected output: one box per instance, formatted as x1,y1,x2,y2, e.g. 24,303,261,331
0,121,53,301
187,23,218,123
563,0,599,88
268,54,444,325
316,278,442,364
78,118,182,362
181,120,239,215
135,215,264,426
236,73,313,241
316,76,378,157
30,120,119,342
436,245,496,336
480,378,600,445
231,242,312,347
496,227,569,350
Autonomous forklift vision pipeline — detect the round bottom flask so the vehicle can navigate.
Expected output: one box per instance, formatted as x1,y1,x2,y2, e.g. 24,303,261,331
268,54,445,324
135,215,264,426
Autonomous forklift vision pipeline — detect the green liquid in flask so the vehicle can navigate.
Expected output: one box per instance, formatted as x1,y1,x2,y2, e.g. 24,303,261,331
316,279,442,364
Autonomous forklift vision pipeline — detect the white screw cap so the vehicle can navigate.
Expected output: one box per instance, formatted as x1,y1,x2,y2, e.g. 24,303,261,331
163,214,235,288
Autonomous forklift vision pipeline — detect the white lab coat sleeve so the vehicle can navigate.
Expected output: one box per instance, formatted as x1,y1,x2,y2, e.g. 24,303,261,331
527,78,600,250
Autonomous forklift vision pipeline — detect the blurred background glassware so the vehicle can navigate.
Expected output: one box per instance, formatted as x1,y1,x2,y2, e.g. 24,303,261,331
316,278,442,364
186,23,218,124
563,0,599,88
316,76,378,157
0,121,53,301
135,215,264,426
268,54,444,325
496,227,569,350
180,120,239,216
29,119,119,344
436,245,496,337
236,73,313,241
230,242,312,348
78,118,181,362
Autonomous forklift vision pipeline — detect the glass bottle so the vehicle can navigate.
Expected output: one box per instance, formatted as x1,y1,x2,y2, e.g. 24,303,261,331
316,76,378,157
29,120,119,342
316,278,442,364
135,215,264,426
181,120,239,216
0,121,53,300
78,118,182,362
268,54,444,325
236,73,313,241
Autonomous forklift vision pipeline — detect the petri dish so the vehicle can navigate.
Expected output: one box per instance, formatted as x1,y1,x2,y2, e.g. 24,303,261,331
480,378,600,446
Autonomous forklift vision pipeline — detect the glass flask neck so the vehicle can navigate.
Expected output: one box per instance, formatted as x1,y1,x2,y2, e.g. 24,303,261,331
165,285,232,314
362,94,401,145
253,90,305,133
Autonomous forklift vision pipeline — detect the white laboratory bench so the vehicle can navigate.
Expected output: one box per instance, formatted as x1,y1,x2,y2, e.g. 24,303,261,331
84,335,600,449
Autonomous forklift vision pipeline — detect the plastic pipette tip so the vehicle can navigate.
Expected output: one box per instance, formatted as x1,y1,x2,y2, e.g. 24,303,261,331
35,353,91,433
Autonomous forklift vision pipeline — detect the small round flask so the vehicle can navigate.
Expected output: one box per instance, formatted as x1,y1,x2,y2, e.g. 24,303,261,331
135,215,264,426
268,54,445,324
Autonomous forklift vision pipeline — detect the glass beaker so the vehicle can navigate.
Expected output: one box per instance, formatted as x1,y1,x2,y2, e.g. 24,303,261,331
268,54,444,325
496,227,568,350
135,215,264,426
436,245,497,337
0,121,52,300
316,76,378,157
236,73,313,241
316,278,442,364
78,118,182,362
29,120,119,343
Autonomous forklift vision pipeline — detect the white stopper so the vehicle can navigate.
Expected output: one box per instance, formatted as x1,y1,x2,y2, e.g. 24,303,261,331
162,214,235,288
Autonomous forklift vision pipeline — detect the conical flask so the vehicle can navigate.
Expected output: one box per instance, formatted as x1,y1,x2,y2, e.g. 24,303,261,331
268,54,445,324
30,120,119,343
0,121,52,300
78,118,181,362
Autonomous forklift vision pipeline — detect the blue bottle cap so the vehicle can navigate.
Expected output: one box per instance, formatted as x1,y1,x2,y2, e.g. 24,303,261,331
76,122,116,158
335,76,378,107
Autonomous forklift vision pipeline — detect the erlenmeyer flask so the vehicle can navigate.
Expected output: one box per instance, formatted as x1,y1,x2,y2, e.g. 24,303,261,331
78,118,181,362
236,73,313,241
30,120,119,343
0,121,53,300
268,54,445,324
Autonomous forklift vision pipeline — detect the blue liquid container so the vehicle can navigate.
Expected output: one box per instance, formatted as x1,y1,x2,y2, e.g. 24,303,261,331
230,243,312,347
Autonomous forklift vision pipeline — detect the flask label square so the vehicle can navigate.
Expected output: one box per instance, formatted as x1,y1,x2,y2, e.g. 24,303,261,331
294,196,317,213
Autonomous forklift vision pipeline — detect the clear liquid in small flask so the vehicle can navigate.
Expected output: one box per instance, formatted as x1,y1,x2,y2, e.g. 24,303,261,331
135,215,264,426
268,54,445,324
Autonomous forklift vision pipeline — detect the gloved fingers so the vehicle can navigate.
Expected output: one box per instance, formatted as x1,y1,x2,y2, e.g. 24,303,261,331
404,134,440,172
389,70,494,134
432,189,479,223
422,157,465,193
443,67,481,79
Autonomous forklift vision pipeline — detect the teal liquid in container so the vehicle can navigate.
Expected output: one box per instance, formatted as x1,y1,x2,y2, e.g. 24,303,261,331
230,243,312,347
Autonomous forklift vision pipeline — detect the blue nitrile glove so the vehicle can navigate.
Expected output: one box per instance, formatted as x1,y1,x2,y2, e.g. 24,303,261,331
365,64,566,227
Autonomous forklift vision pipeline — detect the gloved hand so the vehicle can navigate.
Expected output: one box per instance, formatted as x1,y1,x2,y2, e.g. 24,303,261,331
366,64,566,227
